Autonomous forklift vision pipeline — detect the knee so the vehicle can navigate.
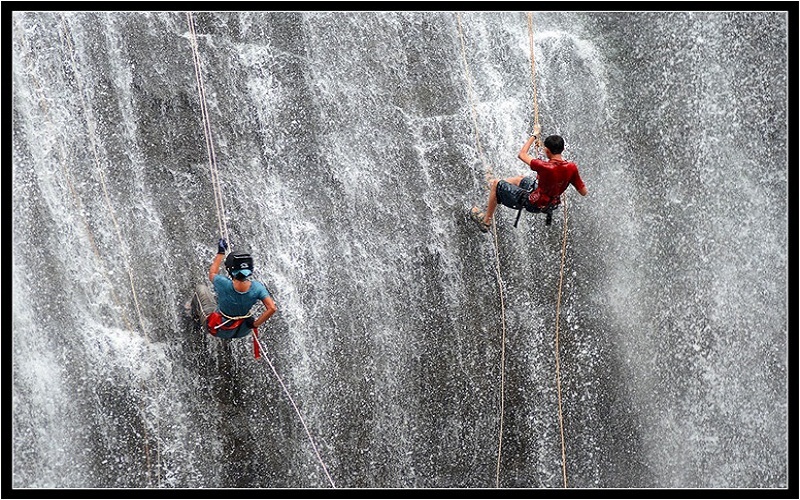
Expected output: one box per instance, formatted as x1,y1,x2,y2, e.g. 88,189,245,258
507,175,524,186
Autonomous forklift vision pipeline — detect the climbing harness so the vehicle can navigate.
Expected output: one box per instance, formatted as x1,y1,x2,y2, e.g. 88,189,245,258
206,311,250,334
513,199,560,228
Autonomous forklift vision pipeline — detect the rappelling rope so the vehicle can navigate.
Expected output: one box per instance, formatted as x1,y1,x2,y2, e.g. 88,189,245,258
254,337,337,488
455,12,509,489
553,196,570,489
186,12,229,244
15,19,138,336
50,14,158,486
184,13,334,488
527,11,569,489
58,14,149,342
526,13,543,151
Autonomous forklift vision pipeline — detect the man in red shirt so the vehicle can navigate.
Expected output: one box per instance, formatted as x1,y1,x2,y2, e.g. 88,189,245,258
471,131,588,232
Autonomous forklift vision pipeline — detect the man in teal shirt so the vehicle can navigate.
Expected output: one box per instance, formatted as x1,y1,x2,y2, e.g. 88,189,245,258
192,239,277,339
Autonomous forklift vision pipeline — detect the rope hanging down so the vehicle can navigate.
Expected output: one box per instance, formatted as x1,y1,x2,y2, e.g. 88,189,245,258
254,338,337,488
185,13,334,488
58,14,150,342
553,195,570,489
455,12,509,489
527,11,570,489
18,17,138,338
54,14,159,485
186,12,229,243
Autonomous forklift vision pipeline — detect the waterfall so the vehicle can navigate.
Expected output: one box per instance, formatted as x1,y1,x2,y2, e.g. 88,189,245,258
11,11,788,489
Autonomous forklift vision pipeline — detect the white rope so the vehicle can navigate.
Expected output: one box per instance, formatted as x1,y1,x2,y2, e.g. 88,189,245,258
186,12,229,243
527,12,569,488
59,14,149,342
553,195,570,489
183,13,333,487
254,337,337,488
455,13,509,489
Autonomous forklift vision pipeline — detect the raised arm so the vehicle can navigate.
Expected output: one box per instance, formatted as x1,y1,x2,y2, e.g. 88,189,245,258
209,238,228,281
517,135,538,165
209,254,224,282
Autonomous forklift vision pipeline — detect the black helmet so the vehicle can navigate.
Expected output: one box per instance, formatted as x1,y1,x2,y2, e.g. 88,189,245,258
225,250,254,277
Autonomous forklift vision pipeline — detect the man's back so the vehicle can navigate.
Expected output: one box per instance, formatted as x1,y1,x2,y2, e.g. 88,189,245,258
213,274,269,317
529,158,585,207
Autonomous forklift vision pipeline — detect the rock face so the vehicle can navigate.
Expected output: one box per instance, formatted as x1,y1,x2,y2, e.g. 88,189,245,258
11,11,788,489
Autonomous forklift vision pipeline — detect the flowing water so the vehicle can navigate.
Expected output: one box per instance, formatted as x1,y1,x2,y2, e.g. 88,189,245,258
11,11,788,489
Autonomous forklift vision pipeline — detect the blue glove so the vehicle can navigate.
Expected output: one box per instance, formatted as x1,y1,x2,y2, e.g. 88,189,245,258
245,316,256,329
217,238,228,254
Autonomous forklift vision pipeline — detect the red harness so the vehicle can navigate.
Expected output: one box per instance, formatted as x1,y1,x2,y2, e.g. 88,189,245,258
206,311,245,336
206,311,261,359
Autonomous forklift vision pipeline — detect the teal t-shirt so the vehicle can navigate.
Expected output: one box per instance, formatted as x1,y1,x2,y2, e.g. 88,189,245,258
213,274,270,317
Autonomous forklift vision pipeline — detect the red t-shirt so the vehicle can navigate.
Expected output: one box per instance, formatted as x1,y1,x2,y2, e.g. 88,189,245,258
527,158,585,208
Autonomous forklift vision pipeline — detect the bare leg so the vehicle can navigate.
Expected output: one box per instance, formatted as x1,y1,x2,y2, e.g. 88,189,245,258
484,175,525,224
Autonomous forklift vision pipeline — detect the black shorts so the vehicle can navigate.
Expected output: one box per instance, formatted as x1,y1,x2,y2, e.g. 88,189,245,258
496,175,537,210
